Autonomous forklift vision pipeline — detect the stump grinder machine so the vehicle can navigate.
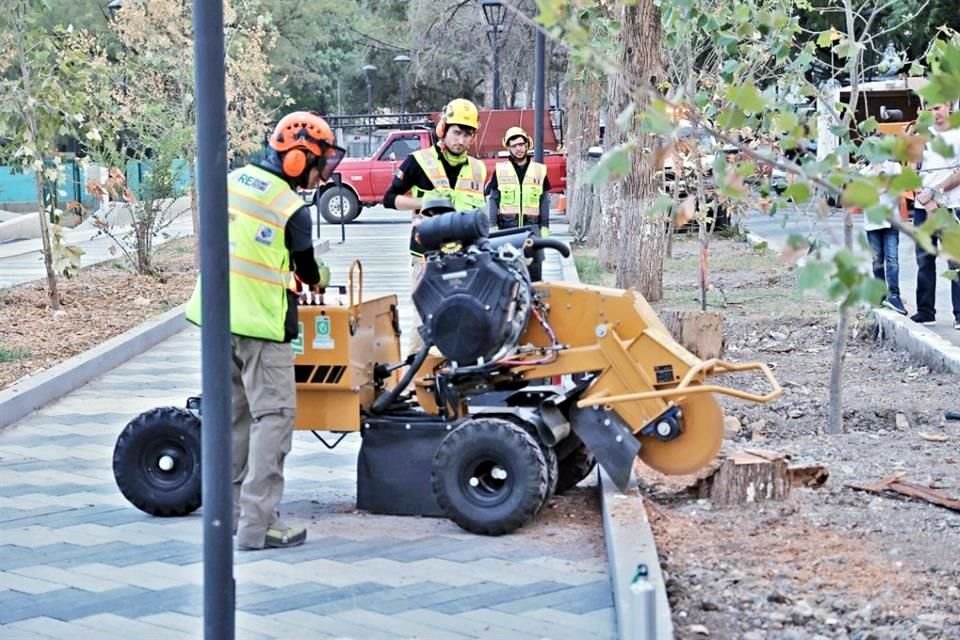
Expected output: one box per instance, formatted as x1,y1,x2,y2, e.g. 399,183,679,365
112,208,782,535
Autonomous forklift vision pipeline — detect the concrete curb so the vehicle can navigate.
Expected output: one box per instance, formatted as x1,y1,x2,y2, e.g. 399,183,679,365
870,307,960,373
561,245,674,639
0,305,187,431
599,469,674,640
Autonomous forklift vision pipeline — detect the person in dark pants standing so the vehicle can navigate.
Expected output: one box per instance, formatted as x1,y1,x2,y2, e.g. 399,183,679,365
486,126,551,281
911,102,960,328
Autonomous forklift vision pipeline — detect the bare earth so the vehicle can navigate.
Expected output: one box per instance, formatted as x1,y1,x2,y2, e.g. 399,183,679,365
646,234,960,640
0,239,196,391
3,233,960,639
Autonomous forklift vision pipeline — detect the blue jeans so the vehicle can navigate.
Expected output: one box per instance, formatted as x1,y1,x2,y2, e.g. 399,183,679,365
913,208,960,319
866,227,900,297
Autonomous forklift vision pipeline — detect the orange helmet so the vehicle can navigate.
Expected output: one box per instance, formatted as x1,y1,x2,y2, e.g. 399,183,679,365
269,111,345,181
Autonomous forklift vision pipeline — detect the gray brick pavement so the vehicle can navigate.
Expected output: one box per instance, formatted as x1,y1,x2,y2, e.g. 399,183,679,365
0,212,615,639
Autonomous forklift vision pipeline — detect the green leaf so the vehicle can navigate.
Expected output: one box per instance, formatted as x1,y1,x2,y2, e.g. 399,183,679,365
726,82,766,114
858,117,878,134
783,183,811,204
815,30,836,48
841,180,879,209
890,167,922,193
932,136,956,159
796,260,831,291
942,226,960,264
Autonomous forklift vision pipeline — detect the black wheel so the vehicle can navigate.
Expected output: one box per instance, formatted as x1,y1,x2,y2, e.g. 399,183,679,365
113,407,202,517
555,439,596,494
502,416,558,512
432,418,548,535
316,187,361,224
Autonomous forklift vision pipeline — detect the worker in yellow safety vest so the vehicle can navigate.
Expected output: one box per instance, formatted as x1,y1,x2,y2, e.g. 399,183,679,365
185,111,345,552
486,126,552,280
383,98,488,353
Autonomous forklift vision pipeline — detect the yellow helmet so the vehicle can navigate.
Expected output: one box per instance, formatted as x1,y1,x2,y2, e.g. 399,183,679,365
440,98,480,132
502,126,532,148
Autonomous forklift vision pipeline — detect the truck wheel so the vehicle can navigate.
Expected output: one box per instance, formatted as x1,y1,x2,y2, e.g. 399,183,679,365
556,440,596,494
432,418,548,536
316,188,361,224
113,407,202,517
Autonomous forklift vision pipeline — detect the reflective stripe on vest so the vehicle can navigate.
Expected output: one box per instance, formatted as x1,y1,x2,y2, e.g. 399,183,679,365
496,160,545,225
411,147,486,211
408,147,487,255
185,166,303,341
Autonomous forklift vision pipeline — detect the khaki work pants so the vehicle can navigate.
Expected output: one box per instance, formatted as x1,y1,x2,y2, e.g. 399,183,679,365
408,256,427,355
230,335,296,549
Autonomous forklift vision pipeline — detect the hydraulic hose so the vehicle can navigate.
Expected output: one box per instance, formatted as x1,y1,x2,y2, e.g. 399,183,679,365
529,236,571,257
369,338,433,414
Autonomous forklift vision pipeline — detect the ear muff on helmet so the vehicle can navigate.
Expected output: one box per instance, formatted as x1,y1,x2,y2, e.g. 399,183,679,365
281,149,308,178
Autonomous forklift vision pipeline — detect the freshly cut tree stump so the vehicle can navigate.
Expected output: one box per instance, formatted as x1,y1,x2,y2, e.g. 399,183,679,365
661,310,725,359
697,449,791,507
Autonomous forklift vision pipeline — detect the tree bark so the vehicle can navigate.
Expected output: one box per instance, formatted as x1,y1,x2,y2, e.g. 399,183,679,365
600,0,666,299
33,165,61,311
564,71,604,244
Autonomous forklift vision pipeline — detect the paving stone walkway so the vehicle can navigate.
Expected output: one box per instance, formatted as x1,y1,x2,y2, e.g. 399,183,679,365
0,209,616,639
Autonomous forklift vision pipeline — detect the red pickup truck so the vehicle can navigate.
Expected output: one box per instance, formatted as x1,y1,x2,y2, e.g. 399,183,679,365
312,111,567,224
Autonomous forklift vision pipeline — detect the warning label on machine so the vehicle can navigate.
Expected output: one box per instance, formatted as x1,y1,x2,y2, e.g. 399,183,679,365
313,315,335,350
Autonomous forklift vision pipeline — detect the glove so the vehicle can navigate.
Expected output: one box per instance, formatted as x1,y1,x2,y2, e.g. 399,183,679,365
317,262,331,289
540,227,550,238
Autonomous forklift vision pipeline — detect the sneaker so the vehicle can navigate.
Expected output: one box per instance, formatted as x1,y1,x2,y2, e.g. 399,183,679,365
237,527,307,551
882,296,908,316
910,313,936,325
954,319,960,330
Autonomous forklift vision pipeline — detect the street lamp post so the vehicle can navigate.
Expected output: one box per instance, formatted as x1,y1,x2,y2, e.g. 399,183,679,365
393,55,411,121
481,1,506,109
362,64,377,156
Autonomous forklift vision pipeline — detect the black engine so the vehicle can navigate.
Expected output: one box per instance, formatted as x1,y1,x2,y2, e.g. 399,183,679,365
412,210,533,365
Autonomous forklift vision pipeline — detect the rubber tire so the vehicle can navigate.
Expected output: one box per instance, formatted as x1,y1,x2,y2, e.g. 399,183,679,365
506,417,558,512
113,406,202,517
555,440,597,495
432,418,548,536
316,187,361,224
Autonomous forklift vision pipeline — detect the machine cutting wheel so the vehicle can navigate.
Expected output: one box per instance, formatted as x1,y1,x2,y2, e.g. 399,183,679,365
637,392,724,476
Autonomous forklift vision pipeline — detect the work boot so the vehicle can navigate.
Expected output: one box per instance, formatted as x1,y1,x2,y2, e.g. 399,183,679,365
236,526,307,551
882,296,907,316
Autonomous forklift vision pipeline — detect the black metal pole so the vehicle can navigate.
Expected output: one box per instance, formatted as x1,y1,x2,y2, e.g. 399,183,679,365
492,28,501,110
192,2,234,639
400,77,406,120
366,81,373,156
534,28,545,162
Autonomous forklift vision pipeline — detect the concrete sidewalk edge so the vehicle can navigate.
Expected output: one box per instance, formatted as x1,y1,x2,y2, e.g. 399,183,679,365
560,243,674,639
870,308,960,373
0,304,186,431
599,468,675,640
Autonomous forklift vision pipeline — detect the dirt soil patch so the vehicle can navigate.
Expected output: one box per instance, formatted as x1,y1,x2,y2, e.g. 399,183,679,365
644,235,960,639
0,239,196,391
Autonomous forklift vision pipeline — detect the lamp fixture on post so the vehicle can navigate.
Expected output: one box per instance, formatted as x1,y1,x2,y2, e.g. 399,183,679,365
481,1,506,110
106,0,123,20
876,42,903,80
362,64,377,155
393,54,411,120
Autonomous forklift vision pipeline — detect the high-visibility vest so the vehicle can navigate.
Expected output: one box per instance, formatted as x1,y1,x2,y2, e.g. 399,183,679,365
495,160,546,228
409,146,486,255
185,165,303,342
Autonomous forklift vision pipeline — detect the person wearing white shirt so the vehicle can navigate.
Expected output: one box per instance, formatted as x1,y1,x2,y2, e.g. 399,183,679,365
862,157,908,315
912,102,960,328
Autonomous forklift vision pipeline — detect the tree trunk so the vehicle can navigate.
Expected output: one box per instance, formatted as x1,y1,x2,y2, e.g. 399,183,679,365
564,71,604,243
601,0,666,299
826,308,849,434
33,165,61,311
827,208,855,434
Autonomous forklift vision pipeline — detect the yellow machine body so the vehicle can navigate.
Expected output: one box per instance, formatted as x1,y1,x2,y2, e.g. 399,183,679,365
293,262,401,432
